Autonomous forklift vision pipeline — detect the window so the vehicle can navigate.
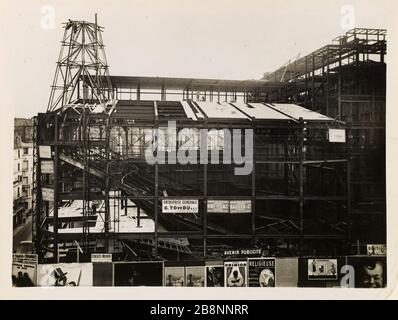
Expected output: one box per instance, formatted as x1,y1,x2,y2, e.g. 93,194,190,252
23,148,29,155
17,163,20,172
18,150,20,158
17,188,20,198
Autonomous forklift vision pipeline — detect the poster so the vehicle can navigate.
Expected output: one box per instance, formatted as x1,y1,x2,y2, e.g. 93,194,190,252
93,263,113,287
162,199,199,214
366,244,386,256
12,253,38,264
91,253,112,263
113,262,163,286
41,161,54,174
229,200,251,213
164,266,185,287
307,259,338,280
42,187,54,202
207,200,229,213
12,263,36,287
185,266,205,287
347,256,387,288
39,146,52,159
247,258,275,287
328,128,346,143
205,265,224,287
275,258,298,287
37,263,93,287
224,261,247,287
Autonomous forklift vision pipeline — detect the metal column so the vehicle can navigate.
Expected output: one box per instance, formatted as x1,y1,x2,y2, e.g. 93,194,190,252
298,118,305,256
53,114,59,263
104,116,110,252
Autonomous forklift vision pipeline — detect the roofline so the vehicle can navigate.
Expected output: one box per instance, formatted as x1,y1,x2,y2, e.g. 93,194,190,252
105,75,287,91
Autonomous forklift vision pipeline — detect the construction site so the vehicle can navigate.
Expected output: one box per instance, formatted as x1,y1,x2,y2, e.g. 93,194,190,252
31,19,386,265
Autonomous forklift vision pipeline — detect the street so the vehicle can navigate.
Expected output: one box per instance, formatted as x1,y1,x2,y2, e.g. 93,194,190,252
13,215,32,253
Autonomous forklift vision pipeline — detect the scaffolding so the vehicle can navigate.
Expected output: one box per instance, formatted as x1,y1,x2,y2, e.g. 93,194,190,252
47,16,114,112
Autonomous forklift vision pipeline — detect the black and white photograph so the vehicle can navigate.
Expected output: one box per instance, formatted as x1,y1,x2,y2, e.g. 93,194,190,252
1,0,398,303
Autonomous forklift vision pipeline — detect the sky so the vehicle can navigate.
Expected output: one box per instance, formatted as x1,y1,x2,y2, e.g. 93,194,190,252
1,0,394,118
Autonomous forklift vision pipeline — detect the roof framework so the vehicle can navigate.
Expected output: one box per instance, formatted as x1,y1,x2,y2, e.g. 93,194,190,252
263,28,386,82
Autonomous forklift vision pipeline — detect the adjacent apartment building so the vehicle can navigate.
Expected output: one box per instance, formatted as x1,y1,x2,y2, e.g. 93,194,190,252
13,118,33,228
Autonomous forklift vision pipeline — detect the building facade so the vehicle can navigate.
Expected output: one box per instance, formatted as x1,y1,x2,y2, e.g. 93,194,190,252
13,118,34,228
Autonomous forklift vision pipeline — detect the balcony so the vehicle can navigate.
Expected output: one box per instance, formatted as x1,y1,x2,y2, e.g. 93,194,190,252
13,196,24,203
13,206,25,216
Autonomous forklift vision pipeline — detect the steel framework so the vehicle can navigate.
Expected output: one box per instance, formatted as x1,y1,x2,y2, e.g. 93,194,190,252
47,16,114,112
33,101,350,263
33,21,386,264
262,28,387,248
